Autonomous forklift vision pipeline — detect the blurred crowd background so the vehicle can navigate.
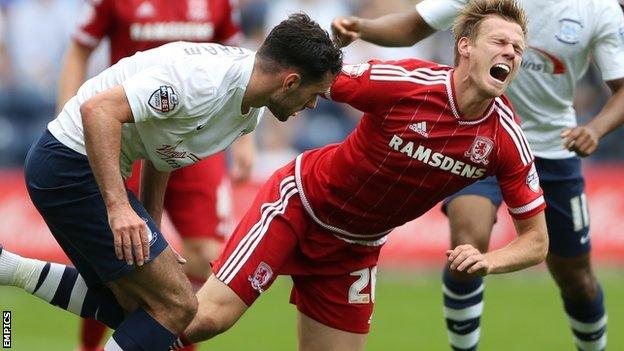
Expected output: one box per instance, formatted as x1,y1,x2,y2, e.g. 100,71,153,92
0,0,621,175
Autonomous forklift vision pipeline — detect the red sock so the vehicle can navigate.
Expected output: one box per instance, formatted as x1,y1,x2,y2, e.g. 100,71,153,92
179,345,196,351
79,319,107,351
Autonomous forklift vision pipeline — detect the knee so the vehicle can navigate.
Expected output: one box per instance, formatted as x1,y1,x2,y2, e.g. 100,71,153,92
559,273,599,302
154,287,198,331
172,289,199,326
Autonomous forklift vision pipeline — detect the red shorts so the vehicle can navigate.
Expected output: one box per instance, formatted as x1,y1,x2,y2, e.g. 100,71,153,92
212,161,382,333
126,152,234,240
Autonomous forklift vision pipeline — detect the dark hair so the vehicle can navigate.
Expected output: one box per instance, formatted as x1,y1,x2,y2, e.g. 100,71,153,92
257,13,343,84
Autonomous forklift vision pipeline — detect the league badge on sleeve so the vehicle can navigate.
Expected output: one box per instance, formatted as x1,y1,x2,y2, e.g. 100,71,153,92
148,85,179,113
526,163,540,192
465,136,493,165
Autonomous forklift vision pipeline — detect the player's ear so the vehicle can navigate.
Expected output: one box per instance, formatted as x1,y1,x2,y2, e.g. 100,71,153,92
457,37,471,58
283,73,302,91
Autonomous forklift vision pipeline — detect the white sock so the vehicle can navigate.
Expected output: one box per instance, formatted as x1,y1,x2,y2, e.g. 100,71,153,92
0,249,45,293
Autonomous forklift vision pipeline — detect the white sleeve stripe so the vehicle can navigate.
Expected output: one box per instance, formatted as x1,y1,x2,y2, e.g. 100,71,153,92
495,101,533,159
370,69,448,83
494,100,533,159
371,64,449,77
509,196,545,214
499,114,532,163
495,97,514,117
370,75,446,86
498,113,530,165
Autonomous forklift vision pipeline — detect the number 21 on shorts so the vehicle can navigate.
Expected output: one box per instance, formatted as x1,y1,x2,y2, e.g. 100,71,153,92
349,266,377,304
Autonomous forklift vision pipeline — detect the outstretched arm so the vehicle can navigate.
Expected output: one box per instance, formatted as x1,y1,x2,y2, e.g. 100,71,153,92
331,9,436,47
447,212,548,275
561,78,624,157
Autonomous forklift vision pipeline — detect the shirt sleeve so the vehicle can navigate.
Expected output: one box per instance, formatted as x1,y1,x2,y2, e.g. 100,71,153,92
495,106,546,219
328,59,437,115
415,0,467,31
591,0,624,81
214,0,243,45
72,0,113,48
122,60,217,124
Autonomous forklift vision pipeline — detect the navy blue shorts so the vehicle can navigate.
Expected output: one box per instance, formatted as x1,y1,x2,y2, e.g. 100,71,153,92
24,130,169,286
442,157,589,257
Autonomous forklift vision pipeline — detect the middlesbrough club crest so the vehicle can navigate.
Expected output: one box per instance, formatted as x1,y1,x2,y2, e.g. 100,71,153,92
465,136,494,165
248,262,273,293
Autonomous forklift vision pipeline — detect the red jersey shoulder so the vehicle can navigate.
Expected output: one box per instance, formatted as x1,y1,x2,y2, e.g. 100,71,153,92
495,93,521,124
492,96,534,168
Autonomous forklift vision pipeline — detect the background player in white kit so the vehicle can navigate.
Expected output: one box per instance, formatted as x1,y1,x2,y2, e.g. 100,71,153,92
0,14,342,351
332,0,624,350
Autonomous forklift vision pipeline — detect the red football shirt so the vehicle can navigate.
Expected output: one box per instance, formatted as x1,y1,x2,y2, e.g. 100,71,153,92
74,0,241,64
295,59,546,242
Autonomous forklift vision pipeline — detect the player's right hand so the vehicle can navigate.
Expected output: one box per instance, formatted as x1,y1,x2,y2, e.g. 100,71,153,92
331,16,362,47
446,245,491,276
108,204,150,266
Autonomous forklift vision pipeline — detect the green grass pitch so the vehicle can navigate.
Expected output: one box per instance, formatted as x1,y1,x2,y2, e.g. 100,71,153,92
1,269,622,350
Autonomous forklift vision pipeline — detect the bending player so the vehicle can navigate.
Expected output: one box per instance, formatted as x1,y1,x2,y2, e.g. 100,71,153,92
1,14,342,351
59,1,251,349
332,0,624,349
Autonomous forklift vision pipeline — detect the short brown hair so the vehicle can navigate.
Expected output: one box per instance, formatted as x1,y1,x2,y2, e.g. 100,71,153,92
452,0,527,65
258,13,343,84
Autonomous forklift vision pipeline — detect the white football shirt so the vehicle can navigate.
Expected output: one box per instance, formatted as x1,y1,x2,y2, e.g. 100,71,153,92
48,41,264,177
416,0,624,158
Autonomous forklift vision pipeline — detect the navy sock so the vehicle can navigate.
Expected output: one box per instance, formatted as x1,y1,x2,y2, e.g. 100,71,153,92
563,285,607,351
442,268,484,351
33,263,124,328
106,308,177,351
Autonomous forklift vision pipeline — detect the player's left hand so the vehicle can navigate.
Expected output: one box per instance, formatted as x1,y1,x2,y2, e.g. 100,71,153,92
561,126,599,157
230,133,255,183
446,245,491,276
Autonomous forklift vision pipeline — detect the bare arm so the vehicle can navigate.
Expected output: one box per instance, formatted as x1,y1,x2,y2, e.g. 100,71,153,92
562,78,624,157
229,132,255,183
331,9,436,47
81,85,153,266
139,160,188,264
57,41,94,112
139,160,170,228
447,212,548,275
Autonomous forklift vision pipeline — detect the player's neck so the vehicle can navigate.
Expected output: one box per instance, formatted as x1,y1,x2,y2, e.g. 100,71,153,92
242,58,281,114
452,69,494,120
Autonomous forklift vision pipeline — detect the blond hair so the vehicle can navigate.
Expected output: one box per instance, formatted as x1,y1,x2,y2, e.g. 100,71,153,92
452,0,527,65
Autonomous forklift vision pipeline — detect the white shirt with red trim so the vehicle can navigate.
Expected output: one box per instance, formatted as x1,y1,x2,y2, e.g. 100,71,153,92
295,59,545,242
48,42,263,177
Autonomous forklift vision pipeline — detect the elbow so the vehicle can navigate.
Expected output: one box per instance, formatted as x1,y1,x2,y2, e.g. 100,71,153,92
534,229,549,264
80,99,96,125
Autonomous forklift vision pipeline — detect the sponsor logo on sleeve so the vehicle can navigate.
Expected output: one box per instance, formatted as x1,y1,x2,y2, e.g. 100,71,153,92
526,163,540,192
148,85,178,113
